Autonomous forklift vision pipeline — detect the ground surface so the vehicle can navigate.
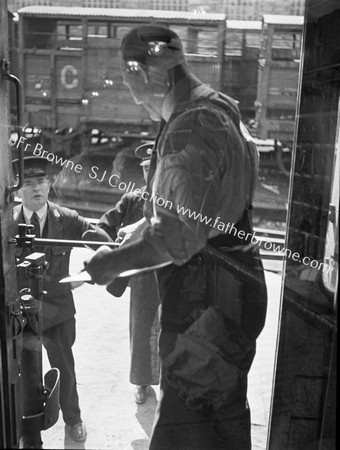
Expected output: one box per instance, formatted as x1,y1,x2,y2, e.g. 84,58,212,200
38,248,281,450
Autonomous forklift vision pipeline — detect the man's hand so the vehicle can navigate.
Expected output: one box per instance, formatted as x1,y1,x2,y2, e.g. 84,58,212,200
117,217,147,245
83,245,117,285
82,229,112,250
83,228,170,286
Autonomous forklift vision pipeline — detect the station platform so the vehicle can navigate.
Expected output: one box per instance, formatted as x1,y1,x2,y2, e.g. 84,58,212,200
39,248,281,450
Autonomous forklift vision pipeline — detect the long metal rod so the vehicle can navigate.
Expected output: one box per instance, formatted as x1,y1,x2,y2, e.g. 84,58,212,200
10,237,120,248
36,238,120,248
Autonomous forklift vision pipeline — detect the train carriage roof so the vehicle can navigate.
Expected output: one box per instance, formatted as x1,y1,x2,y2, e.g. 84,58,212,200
18,6,227,23
262,14,304,25
226,20,262,30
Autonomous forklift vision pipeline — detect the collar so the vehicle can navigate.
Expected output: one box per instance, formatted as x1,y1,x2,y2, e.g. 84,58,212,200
23,203,48,221
162,89,176,121
161,73,202,122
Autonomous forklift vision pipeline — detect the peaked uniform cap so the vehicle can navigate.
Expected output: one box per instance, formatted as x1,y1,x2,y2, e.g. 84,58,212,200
12,156,49,178
135,142,154,166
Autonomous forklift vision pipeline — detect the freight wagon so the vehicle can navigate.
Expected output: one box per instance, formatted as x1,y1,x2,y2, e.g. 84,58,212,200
16,6,303,145
12,6,303,214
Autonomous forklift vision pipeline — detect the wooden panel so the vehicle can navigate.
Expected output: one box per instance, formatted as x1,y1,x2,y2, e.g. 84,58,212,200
88,89,150,124
267,66,299,108
27,106,51,128
56,104,81,129
24,54,51,98
86,47,121,87
188,58,220,88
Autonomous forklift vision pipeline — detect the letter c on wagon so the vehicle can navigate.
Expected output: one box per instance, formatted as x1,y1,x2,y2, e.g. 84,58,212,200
61,65,79,89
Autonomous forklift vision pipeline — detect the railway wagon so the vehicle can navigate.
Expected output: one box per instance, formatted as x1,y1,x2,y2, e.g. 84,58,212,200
14,7,302,216
14,6,265,216
16,7,303,147
254,14,304,143
222,19,262,119
16,7,232,216
17,7,227,141
16,7,267,145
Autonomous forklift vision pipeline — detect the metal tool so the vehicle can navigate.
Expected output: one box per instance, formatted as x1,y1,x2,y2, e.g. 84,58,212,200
59,261,171,284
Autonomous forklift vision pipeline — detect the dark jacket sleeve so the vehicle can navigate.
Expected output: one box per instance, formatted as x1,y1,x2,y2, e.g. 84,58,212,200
54,204,110,242
97,193,137,240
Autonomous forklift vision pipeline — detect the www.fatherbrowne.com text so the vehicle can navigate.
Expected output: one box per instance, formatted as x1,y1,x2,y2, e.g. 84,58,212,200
11,136,334,274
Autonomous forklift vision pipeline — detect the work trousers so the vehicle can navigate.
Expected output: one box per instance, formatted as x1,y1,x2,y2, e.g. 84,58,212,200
43,317,82,426
129,273,160,386
151,384,251,450
149,248,267,449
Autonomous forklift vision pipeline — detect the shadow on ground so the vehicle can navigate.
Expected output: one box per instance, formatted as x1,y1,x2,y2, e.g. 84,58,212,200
131,388,158,449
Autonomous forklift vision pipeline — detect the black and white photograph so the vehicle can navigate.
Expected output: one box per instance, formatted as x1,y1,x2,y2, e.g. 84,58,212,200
0,0,338,449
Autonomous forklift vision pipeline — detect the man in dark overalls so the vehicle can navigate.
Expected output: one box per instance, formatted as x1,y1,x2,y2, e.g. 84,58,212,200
84,25,267,449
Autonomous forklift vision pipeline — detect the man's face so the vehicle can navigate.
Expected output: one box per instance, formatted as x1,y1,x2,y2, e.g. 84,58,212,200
18,175,50,211
121,59,164,121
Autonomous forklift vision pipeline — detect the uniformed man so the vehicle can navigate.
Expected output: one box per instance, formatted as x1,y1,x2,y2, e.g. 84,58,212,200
13,156,110,447
97,142,160,404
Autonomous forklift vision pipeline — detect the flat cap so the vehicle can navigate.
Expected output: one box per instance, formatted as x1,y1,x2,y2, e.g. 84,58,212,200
121,25,185,68
12,156,49,178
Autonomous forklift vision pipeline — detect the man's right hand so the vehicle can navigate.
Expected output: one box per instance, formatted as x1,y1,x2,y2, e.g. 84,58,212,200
83,245,117,285
117,217,147,245
83,228,170,286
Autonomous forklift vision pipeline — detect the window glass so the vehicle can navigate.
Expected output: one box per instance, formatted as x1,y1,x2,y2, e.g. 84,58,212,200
322,108,339,294
196,30,219,55
57,23,83,41
225,30,243,56
272,31,302,60
87,22,109,38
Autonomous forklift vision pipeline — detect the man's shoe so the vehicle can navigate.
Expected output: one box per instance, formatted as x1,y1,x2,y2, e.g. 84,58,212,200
134,385,149,404
67,422,87,442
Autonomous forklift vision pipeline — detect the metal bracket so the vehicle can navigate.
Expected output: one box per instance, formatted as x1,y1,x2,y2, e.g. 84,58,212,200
2,58,24,199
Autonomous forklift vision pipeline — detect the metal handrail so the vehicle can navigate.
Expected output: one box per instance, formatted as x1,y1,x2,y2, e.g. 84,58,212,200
3,59,24,196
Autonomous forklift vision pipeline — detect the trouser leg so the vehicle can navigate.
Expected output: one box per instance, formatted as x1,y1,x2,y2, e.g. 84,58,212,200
43,318,81,426
150,326,252,449
150,379,251,450
130,293,160,385
150,254,266,450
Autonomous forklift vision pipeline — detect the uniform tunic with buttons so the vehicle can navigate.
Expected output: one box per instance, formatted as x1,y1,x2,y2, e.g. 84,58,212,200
14,201,94,330
14,200,99,427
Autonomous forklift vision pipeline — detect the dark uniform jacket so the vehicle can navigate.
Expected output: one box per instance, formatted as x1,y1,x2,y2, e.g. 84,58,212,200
14,201,95,330
97,188,145,241
98,187,160,385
